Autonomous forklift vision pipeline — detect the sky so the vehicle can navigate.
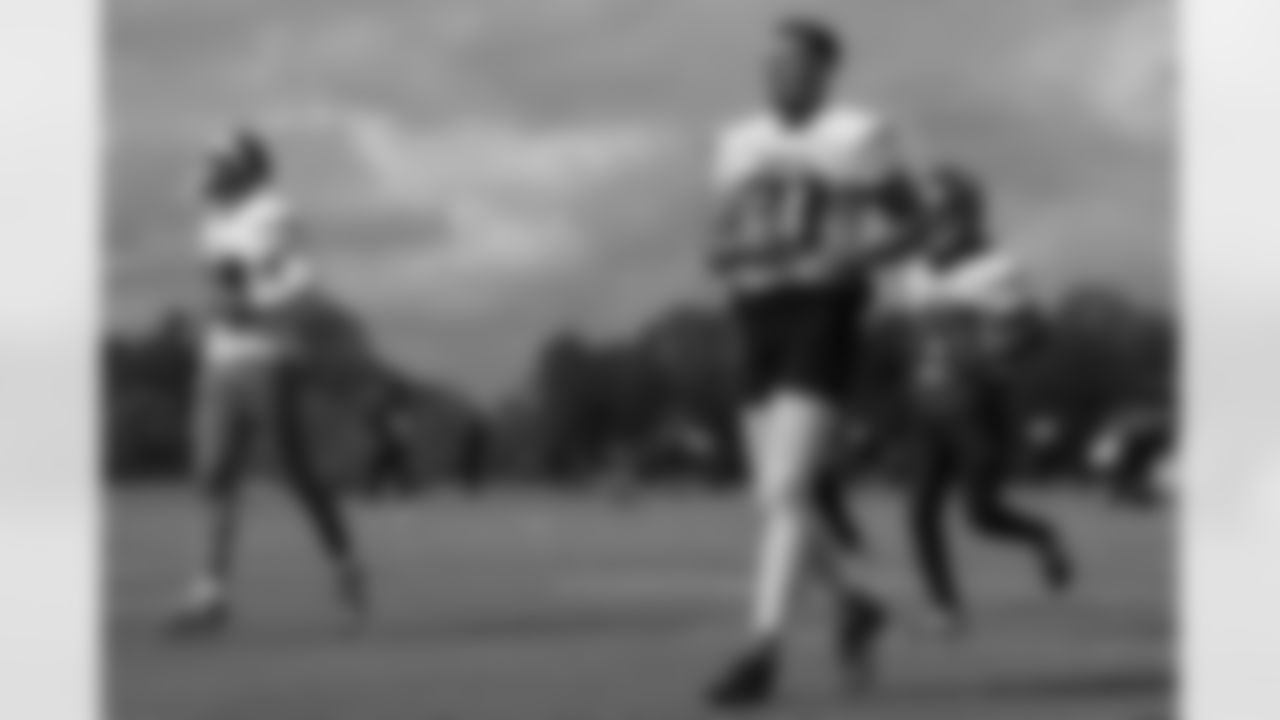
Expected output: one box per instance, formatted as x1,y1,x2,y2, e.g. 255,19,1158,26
108,0,1174,396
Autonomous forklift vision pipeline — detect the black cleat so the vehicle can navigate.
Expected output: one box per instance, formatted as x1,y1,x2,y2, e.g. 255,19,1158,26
707,644,778,710
836,595,887,689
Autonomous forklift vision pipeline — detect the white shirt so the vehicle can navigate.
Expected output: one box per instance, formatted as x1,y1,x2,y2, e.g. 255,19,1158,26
199,191,314,366
713,104,891,190
711,104,898,292
889,250,1029,381
200,191,313,308
892,251,1025,316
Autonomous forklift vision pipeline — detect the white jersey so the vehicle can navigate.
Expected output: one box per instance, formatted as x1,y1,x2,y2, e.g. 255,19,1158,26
893,251,1025,317
711,104,898,292
199,191,314,366
890,250,1029,382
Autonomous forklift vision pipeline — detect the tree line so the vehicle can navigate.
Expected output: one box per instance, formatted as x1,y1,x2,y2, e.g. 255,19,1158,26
105,284,1176,492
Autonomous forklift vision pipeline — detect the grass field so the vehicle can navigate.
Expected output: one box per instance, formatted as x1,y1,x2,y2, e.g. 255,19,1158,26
109,487,1172,720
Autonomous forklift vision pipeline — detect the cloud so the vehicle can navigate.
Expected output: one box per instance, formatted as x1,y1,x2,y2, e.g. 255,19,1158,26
233,6,488,98
263,101,674,312
1096,0,1173,142
109,0,679,321
110,0,1175,392
1021,0,1174,145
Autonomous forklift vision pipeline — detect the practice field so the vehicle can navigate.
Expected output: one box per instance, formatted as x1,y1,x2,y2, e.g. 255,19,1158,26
109,488,1173,720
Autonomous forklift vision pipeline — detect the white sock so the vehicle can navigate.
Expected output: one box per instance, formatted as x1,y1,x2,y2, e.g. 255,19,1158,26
749,501,810,643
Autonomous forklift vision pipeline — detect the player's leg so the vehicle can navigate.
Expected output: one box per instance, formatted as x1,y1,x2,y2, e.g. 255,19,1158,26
959,387,1073,593
805,470,889,687
708,291,834,706
809,451,863,552
365,434,394,500
268,359,371,619
366,407,411,499
387,436,416,496
710,389,836,706
751,392,837,638
797,290,892,680
169,364,252,634
907,410,967,628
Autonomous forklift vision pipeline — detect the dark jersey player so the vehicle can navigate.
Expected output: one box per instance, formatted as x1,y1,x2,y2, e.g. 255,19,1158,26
888,165,1075,632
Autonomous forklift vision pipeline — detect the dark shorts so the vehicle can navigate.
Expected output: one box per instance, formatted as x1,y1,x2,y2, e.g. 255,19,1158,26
731,281,869,406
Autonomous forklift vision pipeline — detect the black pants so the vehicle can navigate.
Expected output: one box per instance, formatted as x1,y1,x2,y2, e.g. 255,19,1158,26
907,372,1062,614
809,459,865,551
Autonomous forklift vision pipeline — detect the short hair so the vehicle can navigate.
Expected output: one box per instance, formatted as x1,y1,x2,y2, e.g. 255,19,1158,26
224,128,272,180
778,16,844,69
204,126,273,202
933,163,982,215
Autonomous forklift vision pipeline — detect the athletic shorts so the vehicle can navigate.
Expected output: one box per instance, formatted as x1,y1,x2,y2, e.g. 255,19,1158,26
203,287,365,379
730,281,869,405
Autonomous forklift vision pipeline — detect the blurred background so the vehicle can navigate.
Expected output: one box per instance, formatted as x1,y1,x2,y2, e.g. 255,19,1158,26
106,0,1175,501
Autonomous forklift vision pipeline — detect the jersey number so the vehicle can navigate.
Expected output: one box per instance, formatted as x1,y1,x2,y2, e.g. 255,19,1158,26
733,172,827,263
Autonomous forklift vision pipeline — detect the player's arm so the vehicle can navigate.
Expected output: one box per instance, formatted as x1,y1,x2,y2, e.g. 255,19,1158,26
257,205,315,305
707,191,745,279
826,124,928,273
705,126,758,285
862,125,929,262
